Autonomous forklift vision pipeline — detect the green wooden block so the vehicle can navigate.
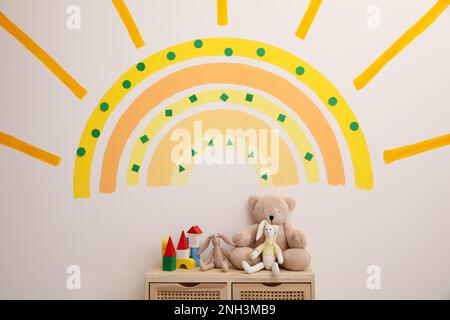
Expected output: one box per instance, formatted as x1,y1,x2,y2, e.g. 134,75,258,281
163,256,176,271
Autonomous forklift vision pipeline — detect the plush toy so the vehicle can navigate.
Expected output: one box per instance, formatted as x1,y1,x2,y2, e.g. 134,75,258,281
229,195,310,271
198,233,235,272
243,220,283,275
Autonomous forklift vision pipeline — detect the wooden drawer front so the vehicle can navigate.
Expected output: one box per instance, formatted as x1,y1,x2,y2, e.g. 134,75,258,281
232,283,311,300
150,283,227,300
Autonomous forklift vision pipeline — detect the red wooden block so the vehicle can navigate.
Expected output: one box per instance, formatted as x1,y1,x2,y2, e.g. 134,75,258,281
163,236,176,257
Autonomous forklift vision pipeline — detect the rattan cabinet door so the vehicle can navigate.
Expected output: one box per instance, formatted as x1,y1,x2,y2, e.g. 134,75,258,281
232,283,311,300
149,283,228,300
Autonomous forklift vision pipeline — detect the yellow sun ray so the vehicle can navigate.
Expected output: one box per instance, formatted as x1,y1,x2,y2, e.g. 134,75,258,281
295,0,323,39
0,132,61,166
112,0,145,49
354,0,449,90
384,134,450,164
0,11,87,99
217,0,228,26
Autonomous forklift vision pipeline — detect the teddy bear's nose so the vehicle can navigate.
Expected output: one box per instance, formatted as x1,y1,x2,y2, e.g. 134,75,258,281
269,215,274,221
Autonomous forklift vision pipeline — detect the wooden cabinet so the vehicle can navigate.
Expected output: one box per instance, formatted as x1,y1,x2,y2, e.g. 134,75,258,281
146,268,315,300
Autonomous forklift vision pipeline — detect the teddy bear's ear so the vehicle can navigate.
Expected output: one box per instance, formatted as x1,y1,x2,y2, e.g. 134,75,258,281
285,197,296,212
248,196,260,210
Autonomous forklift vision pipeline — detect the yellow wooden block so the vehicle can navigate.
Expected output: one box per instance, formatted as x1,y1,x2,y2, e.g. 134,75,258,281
161,238,168,257
176,258,196,270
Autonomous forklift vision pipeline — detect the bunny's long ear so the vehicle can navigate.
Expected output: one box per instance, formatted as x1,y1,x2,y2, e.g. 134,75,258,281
256,220,267,241
219,233,235,246
198,236,211,255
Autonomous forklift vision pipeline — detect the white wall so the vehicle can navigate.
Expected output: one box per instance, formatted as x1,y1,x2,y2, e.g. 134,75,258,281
0,0,449,299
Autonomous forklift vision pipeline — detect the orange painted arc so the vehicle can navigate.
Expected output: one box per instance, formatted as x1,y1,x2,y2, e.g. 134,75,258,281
99,63,345,193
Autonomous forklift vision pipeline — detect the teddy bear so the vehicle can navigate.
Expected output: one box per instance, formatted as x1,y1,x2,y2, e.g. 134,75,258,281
229,194,310,271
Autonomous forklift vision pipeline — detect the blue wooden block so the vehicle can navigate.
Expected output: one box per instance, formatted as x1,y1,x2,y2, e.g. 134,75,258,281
190,247,200,267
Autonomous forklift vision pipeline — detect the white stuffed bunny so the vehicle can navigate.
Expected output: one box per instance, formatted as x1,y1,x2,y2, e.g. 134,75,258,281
242,220,283,275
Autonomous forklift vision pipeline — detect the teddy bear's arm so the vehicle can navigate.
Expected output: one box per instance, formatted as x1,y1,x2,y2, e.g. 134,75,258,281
232,224,259,247
285,223,307,249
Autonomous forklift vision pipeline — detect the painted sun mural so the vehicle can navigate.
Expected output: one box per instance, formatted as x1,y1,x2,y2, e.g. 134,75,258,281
0,0,449,199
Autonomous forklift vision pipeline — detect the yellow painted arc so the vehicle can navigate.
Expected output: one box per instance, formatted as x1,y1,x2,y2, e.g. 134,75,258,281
74,38,372,198
127,89,319,186
146,110,298,187
170,138,274,188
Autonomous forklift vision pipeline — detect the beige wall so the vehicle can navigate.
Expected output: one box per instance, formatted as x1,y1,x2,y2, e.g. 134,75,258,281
0,0,449,299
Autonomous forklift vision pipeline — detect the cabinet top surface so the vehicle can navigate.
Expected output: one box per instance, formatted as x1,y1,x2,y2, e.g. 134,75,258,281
146,267,314,282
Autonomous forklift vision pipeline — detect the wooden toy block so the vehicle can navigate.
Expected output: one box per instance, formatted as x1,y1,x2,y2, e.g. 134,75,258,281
187,225,203,248
190,247,200,267
163,256,176,271
162,237,176,271
176,231,190,259
176,258,196,270
163,237,176,257
161,237,169,257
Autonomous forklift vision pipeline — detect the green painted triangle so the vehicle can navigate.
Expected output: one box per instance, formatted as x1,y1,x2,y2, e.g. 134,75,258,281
191,149,197,157
179,165,186,173
227,139,233,146
261,173,268,181
248,151,255,158
208,139,214,146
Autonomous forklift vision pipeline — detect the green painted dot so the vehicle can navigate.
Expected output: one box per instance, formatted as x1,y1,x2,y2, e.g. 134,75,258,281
261,173,268,181
328,97,338,106
179,165,186,173
165,109,173,117
296,66,305,75
140,135,149,144
248,151,255,159
191,149,197,157
208,139,214,147
350,122,360,131
277,114,286,123
99,102,109,112
194,39,203,48
122,80,131,89
189,94,198,103
167,51,176,60
227,139,233,146
76,147,86,157
304,152,314,161
131,164,140,173
220,93,229,102
224,48,233,56
91,129,100,138
256,48,265,57
245,94,254,102
136,62,145,71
